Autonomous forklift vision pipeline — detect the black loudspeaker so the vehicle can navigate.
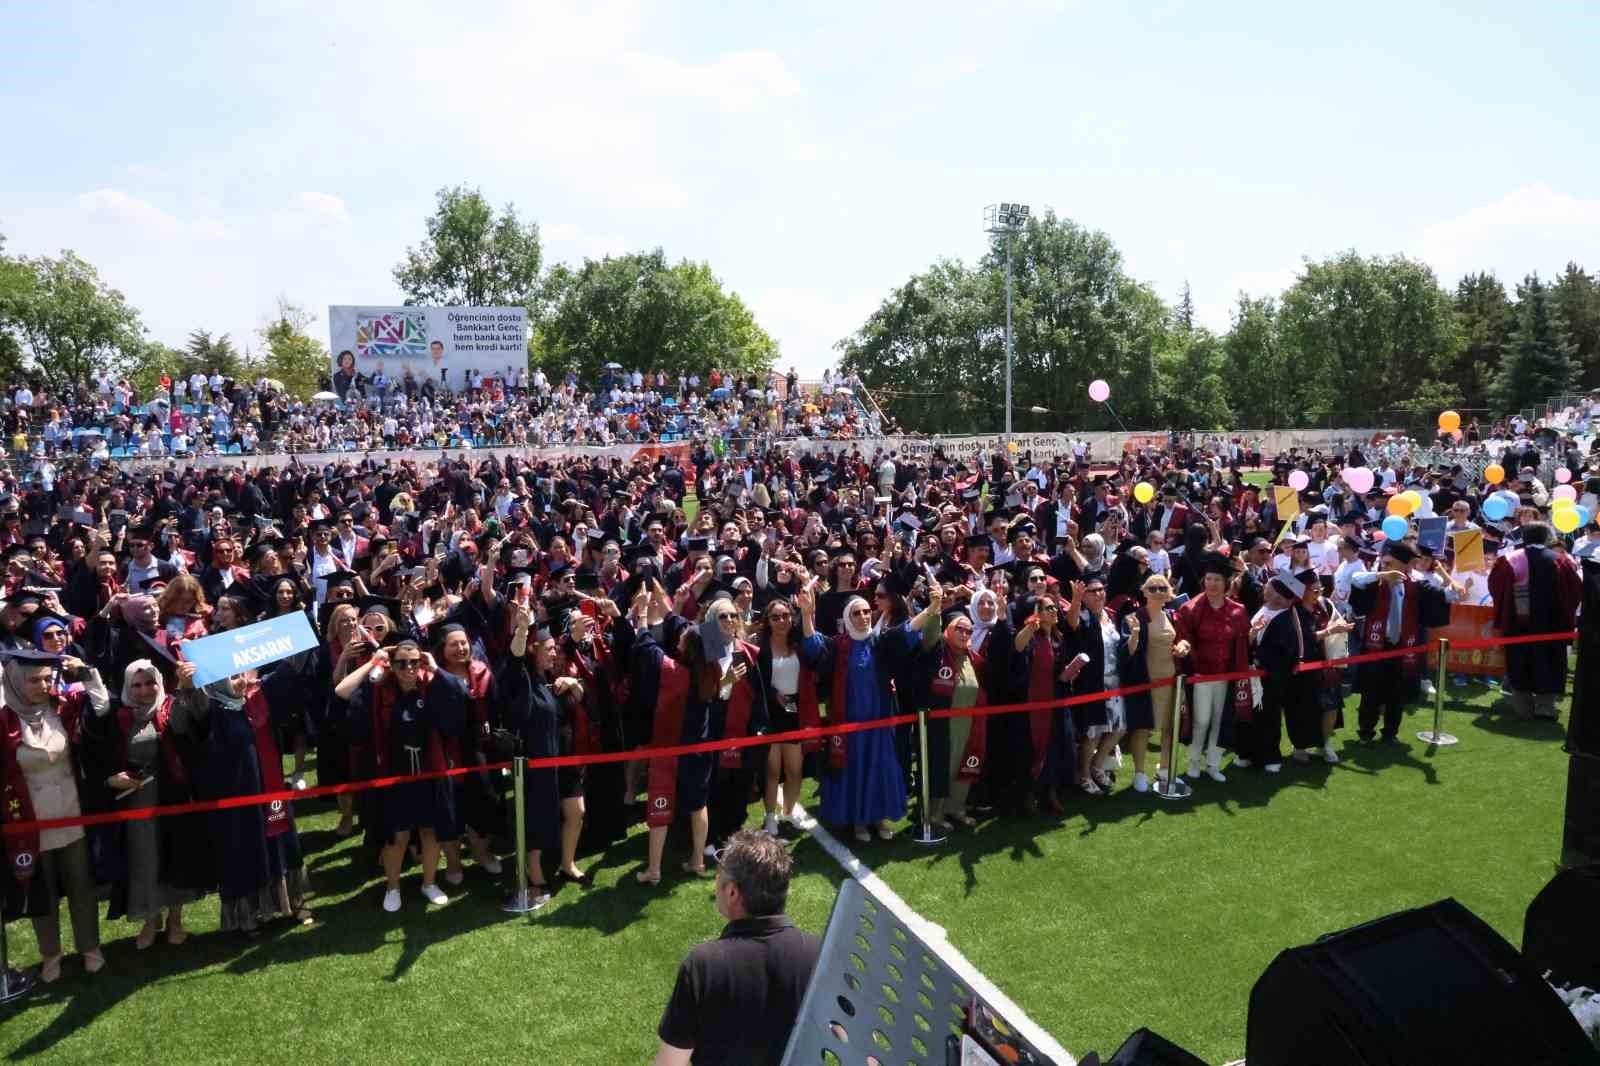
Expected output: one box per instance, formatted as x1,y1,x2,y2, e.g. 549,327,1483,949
1246,898,1600,1066
1523,862,1600,989
1104,1028,1206,1065
1567,560,1600,865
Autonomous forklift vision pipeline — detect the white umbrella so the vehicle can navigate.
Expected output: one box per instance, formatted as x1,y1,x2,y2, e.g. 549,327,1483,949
311,391,339,402
603,361,623,370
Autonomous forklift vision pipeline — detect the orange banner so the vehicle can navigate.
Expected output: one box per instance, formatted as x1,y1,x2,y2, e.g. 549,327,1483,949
1427,603,1505,675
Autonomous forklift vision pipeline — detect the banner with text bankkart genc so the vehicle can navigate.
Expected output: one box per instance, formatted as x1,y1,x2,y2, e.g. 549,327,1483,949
328,305,527,393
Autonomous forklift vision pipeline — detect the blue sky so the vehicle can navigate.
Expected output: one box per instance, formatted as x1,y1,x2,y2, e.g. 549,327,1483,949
4,0,1599,377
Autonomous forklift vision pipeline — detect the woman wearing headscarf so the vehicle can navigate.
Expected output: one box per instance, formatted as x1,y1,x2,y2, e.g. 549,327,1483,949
171,661,312,934
0,648,111,981
920,609,988,828
433,624,503,884
967,588,1000,657
92,660,211,948
796,580,943,843
336,638,466,912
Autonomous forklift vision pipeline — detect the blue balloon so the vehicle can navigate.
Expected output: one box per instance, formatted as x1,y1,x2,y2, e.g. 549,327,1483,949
1579,506,1592,529
1381,515,1409,541
1481,495,1510,521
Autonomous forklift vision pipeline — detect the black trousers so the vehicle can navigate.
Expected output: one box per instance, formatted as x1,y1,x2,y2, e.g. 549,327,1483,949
1357,658,1411,739
1255,676,1288,766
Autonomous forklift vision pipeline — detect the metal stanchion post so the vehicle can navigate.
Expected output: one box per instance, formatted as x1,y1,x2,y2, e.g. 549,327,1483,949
1418,637,1459,746
912,710,946,846
502,755,543,913
1154,676,1193,801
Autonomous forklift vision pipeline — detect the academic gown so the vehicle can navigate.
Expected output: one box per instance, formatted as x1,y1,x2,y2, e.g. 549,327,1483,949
495,657,563,855
348,672,467,843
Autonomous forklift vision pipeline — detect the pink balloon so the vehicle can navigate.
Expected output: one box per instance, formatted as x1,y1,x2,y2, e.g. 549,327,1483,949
1553,484,1577,502
1372,528,1387,541
1555,467,1572,484
1343,466,1374,495
1088,379,1110,403
1287,469,1309,491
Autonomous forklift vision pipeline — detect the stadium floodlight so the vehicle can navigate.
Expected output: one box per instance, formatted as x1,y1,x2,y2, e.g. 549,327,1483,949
984,203,1031,438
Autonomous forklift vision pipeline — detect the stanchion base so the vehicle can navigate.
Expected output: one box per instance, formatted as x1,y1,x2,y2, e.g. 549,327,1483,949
0,968,33,1004
1153,775,1193,801
501,888,549,914
1418,730,1460,746
911,825,946,847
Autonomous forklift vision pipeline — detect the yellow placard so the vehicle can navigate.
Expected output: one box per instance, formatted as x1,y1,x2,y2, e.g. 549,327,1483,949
1272,485,1300,522
1451,528,1485,573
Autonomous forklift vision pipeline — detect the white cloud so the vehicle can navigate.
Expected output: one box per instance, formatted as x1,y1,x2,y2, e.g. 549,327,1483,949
268,191,354,236
77,189,238,240
1418,183,1600,283
624,49,801,112
748,286,882,370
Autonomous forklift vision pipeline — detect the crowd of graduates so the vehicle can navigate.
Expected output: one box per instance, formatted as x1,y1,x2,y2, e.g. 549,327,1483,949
0,418,1583,985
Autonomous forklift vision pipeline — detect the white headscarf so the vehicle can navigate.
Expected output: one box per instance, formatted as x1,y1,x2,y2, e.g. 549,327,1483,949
843,596,873,642
120,659,166,715
969,588,999,651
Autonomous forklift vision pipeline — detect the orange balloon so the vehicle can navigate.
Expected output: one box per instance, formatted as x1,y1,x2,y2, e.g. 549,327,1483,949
1386,494,1412,517
1484,464,1505,485
1438,410,1461,433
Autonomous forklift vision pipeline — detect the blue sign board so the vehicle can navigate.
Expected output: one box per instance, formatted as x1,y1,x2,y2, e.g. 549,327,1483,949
184,611,318,687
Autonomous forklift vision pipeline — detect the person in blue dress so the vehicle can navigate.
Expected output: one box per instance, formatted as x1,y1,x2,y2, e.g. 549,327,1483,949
795,581,943,843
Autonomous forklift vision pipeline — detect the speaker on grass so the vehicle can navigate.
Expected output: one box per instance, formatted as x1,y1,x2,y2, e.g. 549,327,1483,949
1567,559,1600,865
1246,898,1600,1066
1103,1027,1206,1065
1523,862,1600,990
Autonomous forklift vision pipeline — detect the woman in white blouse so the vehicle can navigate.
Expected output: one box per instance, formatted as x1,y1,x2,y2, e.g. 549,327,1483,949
0,649,112,983
757,599,808,835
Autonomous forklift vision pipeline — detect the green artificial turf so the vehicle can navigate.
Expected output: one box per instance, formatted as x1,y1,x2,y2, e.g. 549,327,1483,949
0,684,1572,1065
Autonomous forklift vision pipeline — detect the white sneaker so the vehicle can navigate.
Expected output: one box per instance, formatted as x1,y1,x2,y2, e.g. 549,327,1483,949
420,884,448,905
1184,764,1201,780
291,774,308,791
443,869,464,886
1205,767,1226,783
1132,772,1150,793
1421,680,1436,697
382,889,401,913
480,856,504,875
762,814,780,835
1232,757,1253,769
703,844,721,864
1323,744,1341,765
1264,763,1282,774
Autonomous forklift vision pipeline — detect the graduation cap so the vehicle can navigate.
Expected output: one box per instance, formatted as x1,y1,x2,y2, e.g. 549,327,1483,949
964,532,991,549
1381,541,1417,564
1269,573,1305,600
574,570,602,593
684,535,711,553
583,530,606,552
309,516,336,533
1293,568,1318,589
0,647,62,666
697,581,737,607
324,571,359,596
546,560,574,580
1200,553,1233,578
355,594,402,622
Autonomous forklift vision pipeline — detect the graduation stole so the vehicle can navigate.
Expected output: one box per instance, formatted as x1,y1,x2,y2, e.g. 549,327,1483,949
826,636,855,775
1025,630,1056,780
559,637,609,757
929,644,987,781
1,695,87,883
645,648,693,829
716,642,761,770
1361,578,1422,676
369,671,446,779
243,687,290,838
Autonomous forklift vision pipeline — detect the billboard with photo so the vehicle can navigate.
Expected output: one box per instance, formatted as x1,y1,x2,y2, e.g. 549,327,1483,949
328,305,527,393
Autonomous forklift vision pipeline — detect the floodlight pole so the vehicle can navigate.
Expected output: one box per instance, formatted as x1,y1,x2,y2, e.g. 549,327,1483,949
985,203,1028,442
1004,233,1014,440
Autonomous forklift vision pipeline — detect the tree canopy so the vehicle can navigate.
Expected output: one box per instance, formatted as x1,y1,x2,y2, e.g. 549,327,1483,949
393,185,543,308
535,250,778,384
0,247,144,390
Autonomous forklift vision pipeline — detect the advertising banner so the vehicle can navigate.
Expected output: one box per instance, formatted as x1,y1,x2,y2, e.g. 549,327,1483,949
1427,603,1506,676
329,305,527,392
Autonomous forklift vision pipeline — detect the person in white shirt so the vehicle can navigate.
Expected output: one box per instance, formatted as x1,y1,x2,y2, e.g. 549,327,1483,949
13,385,32,410
207,371,223,396
1143,529,1170,576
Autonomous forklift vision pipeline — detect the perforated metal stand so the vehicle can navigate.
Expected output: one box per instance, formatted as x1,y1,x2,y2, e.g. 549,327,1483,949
782,878,1066,1065
0,920,31,1005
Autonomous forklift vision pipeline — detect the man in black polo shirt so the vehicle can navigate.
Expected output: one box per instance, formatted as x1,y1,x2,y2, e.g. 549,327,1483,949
654,830,821,1065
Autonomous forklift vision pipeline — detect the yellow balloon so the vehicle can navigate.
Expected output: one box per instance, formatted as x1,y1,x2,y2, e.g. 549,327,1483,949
1553,497,1576,510
1134,482,1155,504
1484,464,1505,485
1386,494,1412,517
1006,441,1019,453
1402,490,1423,511
1554,507,1580,533
1438,410,1461,432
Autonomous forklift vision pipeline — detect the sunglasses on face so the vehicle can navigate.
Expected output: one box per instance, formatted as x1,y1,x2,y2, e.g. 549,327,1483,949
391,658,421,670
950,624,973,634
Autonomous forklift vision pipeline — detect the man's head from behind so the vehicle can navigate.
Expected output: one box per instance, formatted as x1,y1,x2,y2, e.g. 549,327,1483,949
715,829,795,920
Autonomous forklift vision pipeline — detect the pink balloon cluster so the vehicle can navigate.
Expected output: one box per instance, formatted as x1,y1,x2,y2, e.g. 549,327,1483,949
1342,466,1375,494
1287,469,1309,491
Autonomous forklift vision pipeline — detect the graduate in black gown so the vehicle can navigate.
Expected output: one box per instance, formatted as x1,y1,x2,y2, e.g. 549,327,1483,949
338,639,467,914
1251,574,1315,772
497,604,588,898
171,662,311,935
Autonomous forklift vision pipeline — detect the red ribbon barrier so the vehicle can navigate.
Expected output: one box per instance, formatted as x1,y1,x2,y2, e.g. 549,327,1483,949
1,629,1575,836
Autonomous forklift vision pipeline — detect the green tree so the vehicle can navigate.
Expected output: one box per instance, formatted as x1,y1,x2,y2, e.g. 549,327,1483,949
1161,326,1232,430
1220,294,1301,427
536,250,778,384
126,341,186,400
0,249,144,389
840,211,1173,434
1489,273,1581,415
1551,262,1600,388
259,299,330,399
394,185,542,307
0,239,31,381
1277,252,1461,425
1450,272,1512,415
185,329,245,378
